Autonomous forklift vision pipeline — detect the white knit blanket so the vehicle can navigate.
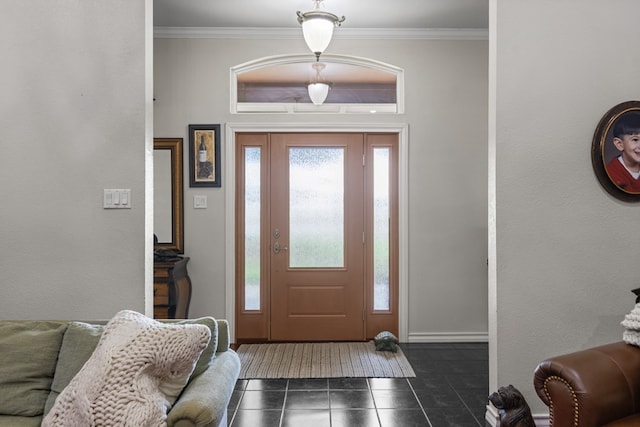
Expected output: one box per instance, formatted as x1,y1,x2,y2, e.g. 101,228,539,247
42,310,210,427
622,304,640,346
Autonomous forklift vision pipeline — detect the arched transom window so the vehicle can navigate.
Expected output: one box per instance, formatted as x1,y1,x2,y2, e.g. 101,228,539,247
231,54,404,114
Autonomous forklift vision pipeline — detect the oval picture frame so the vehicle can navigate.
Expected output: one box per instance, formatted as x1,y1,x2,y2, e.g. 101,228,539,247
591,100,640,202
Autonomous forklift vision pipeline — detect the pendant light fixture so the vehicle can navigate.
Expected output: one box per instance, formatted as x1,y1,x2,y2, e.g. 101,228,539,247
297,0,345,61
308,62,330,105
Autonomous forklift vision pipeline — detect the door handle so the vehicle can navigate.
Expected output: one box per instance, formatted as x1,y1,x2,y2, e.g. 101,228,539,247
273,241,288,254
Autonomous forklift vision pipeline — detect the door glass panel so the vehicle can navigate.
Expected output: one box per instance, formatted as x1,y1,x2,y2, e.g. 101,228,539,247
244,147,261,310
289,147,344,268
373,148,390,310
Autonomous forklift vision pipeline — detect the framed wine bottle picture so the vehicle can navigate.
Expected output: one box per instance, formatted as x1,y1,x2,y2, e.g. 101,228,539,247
188,124,221,187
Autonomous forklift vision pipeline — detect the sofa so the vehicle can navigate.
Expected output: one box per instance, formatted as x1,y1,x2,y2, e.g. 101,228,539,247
0,311,241,427
534,341,640,427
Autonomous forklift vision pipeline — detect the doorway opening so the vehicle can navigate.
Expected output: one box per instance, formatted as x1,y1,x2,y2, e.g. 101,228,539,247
224,124,409,344
234,132,399,342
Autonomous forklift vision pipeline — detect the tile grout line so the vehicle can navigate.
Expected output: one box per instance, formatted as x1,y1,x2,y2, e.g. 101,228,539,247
406,377,434,427
366,378,384,427
227,381,245,427
278,379,290,427
327,381,332,427
445,377,485,427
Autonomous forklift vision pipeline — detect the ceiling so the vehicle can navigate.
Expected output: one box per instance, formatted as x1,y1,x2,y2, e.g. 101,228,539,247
154,0,489,106
154,0,489,30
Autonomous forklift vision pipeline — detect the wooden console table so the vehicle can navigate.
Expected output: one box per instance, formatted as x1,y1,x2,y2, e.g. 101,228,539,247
153,257,192,319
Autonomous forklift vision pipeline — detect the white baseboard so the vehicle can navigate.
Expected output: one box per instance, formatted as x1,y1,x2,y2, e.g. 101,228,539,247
485,405,499,426
485,405,550,427
407,331,489,343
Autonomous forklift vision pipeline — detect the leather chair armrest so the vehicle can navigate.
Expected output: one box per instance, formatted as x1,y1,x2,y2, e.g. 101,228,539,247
534,341,640,427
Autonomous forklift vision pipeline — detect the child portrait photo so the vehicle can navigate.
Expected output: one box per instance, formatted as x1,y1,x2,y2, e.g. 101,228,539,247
592,101,640,202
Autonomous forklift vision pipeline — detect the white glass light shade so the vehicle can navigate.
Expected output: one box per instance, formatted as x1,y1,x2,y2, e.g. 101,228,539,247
308,82,330,105
301,18,335,56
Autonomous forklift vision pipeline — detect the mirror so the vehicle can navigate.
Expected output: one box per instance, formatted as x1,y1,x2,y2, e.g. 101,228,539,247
154,138,184,253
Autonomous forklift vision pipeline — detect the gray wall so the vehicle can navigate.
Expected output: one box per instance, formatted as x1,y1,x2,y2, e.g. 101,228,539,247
0,1,488,339
4,0,639,420
0,0,151,319
490,0,640,416
153,36,489,338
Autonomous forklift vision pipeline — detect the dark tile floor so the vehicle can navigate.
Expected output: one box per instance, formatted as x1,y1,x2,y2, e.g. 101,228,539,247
227,342,489,427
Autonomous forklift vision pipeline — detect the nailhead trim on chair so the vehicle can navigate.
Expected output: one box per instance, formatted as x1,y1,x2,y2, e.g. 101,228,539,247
543,375,579,427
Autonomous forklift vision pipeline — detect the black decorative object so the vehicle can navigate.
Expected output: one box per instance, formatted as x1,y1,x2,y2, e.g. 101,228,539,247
373,331,399,352
488,385,536,427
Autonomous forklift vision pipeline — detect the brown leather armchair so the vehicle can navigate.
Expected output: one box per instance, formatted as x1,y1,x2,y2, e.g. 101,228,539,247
534,341,640,426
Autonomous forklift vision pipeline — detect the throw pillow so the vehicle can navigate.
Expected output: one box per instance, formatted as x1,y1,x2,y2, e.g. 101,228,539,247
44,322,105,415
43,316,219,416
0,321,67,416
41,310,210,427
622,304,640,346
164,317,218,377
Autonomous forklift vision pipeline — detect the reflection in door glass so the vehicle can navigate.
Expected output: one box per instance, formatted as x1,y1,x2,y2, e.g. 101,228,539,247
289,147,344,268
244,147,261,310
374,148,390,310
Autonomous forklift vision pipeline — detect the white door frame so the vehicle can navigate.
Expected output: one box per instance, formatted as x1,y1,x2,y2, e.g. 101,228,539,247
224,122,409,343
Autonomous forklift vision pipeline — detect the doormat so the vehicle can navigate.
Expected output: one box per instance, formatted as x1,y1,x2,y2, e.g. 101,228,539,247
236,341,415,379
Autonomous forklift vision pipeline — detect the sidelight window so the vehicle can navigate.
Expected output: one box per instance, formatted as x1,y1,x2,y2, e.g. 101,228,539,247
244,147,261,310
373,147,390,311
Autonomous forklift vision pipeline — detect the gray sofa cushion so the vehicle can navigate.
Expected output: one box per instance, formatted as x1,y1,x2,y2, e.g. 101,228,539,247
165,317,218,377
44,322,104,414
0,321,67,416
0,414,43,427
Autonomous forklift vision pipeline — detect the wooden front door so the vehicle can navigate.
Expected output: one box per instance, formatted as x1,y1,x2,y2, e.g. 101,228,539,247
235,132,398,343
269,133,365,341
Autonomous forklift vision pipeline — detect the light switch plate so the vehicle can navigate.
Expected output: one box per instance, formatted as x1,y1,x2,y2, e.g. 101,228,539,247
194,195,207,209
104,189,131,209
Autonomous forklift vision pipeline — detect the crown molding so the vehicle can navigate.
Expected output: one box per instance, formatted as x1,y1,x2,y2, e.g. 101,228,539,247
154,26,488,41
